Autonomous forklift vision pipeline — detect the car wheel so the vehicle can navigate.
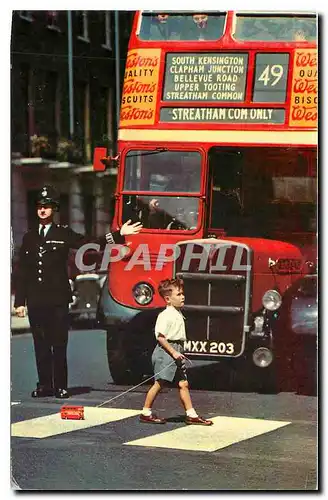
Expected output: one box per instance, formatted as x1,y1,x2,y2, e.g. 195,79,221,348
124,311,157,384
292,336,317,396
127,341,154,384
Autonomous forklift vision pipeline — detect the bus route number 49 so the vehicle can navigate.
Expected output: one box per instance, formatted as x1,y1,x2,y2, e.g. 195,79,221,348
258,65,284,86
184,340,235,354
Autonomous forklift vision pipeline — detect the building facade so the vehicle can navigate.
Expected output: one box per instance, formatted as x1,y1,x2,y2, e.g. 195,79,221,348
11,10,133,251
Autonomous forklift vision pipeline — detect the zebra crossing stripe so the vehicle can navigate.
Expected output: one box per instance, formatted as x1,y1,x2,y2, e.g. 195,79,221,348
12,409,291,451
124,416,291,452
11,407,140,439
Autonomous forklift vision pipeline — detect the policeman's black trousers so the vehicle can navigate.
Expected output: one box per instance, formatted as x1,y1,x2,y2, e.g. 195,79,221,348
28,305,69,390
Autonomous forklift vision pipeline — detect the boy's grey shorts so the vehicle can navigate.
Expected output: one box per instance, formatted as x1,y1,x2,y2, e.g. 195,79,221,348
152,341,187,383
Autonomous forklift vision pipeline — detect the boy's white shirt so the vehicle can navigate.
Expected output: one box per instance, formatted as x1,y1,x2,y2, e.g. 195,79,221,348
154,305,186,341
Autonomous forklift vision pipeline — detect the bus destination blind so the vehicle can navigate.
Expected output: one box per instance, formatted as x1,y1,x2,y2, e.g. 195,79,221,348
252,53,289,103
163,52,289,105
160,107,285,123
163,53,248,102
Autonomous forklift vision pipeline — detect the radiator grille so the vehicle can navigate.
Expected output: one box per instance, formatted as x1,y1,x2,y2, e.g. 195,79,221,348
175,241,252,357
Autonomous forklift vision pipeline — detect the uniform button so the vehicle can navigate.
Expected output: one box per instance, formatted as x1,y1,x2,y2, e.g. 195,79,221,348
39,253,43,258
38,278,42,282
40,246,43,250
38,269,42,274
39,261,42,265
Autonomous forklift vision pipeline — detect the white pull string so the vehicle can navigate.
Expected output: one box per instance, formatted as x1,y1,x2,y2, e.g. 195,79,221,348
97,357,192,409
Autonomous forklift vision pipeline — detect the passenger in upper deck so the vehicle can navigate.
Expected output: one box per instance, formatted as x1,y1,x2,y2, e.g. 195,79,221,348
287,16,316,41
139,13,181,40
292,26,313,41
181,13,220,41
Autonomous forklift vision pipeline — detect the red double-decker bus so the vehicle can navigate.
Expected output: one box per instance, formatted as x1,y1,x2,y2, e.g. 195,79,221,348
94,11,317,392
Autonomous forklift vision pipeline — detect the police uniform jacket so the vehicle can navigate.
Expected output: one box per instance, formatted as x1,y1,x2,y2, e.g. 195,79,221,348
14,225,124,308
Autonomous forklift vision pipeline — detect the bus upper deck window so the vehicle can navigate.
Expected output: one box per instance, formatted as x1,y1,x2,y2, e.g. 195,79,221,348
139,12,226,41
234,14,316,42
139,13,182,40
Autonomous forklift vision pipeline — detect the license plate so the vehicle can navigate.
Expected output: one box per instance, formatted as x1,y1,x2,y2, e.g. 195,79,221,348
184,340,235,355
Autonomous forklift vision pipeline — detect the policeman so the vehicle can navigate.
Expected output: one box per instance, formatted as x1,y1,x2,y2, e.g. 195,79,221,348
14,185,142,398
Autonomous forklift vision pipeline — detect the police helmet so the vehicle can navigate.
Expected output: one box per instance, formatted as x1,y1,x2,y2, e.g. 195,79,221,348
36,185,59,210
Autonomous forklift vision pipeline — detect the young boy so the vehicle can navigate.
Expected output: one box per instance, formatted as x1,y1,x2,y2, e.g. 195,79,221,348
140,278,213,426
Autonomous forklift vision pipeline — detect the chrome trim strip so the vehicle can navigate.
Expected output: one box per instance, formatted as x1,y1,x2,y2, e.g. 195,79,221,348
183,305,243,314
207,282,211,341
177,272,245,282
224,240,252,357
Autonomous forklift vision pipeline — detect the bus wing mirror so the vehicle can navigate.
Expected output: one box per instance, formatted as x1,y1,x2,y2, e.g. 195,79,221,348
93,147,107,171
93,148,121,172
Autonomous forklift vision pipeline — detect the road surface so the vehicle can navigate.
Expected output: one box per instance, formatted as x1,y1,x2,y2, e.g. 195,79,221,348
11,329,318,491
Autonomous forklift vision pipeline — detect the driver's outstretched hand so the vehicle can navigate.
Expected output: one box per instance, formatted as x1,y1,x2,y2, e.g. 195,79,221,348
149,198,159,211
120,219,143,236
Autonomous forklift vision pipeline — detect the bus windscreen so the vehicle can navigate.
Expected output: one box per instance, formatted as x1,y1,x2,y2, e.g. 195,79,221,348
122,149,202,230
123,150,201,192
122,194,200,231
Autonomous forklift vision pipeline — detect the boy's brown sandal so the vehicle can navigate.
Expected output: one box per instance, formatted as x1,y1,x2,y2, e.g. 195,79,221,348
140,414,166,424
185,416,213,426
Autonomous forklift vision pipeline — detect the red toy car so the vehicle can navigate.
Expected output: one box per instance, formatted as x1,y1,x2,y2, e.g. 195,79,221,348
60,406,84,420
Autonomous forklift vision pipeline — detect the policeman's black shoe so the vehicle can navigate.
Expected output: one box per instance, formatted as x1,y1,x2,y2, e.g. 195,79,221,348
55,388,69,399
31,386,54,398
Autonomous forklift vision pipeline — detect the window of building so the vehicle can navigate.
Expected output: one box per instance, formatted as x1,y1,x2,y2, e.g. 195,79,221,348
59,193,69,225
14,63,31,154
45,71,59,142
74,81,86,161
19,11,33,22
84,83,91,162
99,86,109,146
83,193,96,237
102,12,112,49
107,88,114,148
90,86,112,152
33,71,59,155
47,11,61,31
77,11,89,41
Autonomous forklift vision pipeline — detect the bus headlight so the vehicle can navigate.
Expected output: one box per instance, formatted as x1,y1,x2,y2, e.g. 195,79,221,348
262,290,282,311
132,283,154,305
252,347,274,368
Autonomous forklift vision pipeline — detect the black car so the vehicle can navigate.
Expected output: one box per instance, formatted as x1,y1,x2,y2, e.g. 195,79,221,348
69,273,106,327
272,273,317,395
